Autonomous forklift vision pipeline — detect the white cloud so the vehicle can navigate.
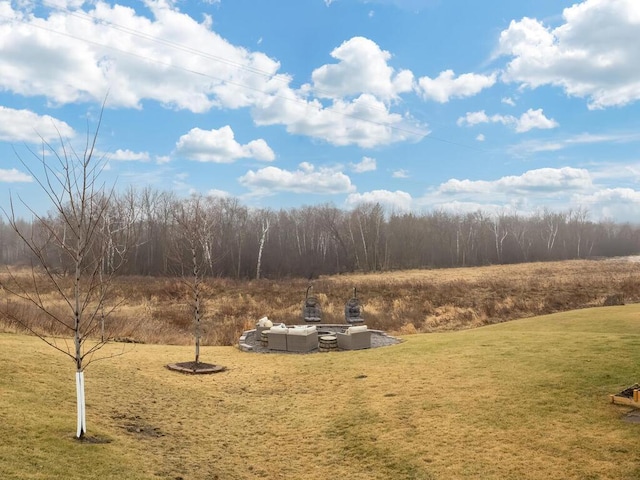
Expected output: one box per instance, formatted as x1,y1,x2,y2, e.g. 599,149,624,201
509,131,640,155
515,108,559,133
392,169,409,178
108,149,150,162
498,0,640,109
239,163,355,195
351,156,377,173
253,91,427,148
476,134,485,142
0,168,32,183
417,70,496,103
438,167,592,195
206,189,231,198
413,167,600,217
175,126,275,163
501,97,515,106
0,1,287,113
572,188,640,222
0,4,428,148
0,107,75,143
457,108,558,133
311,37,414,101
457,110,491,127
345,189,412,212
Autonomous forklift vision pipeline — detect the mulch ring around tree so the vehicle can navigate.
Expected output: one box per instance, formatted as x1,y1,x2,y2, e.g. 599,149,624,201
166,361,227,375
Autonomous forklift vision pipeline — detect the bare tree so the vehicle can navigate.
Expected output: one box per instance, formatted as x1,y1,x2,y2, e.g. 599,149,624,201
0,109,127,439
170,195,223,364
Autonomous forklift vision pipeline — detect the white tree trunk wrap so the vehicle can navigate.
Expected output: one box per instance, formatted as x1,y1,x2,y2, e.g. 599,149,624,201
76,371,86,438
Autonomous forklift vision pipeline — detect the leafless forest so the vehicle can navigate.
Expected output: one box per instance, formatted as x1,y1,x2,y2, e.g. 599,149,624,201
1,189,639,279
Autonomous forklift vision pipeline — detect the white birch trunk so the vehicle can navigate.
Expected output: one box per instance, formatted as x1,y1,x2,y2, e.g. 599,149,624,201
76,371,86,438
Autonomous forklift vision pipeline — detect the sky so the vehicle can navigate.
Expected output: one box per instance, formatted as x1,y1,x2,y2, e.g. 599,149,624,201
1,0,640,222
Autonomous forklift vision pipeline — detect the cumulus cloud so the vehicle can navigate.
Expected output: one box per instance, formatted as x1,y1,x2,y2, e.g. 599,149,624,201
239,162,355,195
0,168,32,183
345,189,412,212
107,149,150,162
207,189,231,198
573,188,640,222
457,108,558,132
0,107,75,142
0,4,427,148
438,167,592,194
0,1,287,112
311,37,414,101
411,167,599,217
351,156,377,173
497,0,640,109
175,126,275,163
417,70,496,103
253,91,427,148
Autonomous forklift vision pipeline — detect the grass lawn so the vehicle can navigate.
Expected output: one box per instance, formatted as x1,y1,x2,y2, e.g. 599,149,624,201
2,305,640,479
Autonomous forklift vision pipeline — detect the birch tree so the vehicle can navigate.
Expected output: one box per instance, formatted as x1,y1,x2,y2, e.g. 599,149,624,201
170,195,222,364
255,211,271,280
0,110,126,439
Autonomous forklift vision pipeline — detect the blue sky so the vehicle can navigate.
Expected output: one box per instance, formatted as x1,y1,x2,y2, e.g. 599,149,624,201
2,0,640,222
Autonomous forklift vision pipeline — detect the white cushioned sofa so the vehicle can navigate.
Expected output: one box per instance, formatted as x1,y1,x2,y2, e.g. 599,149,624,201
266,325,319,352
286,325,319,353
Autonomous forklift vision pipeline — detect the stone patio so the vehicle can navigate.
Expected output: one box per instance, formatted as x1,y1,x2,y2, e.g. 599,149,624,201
237,324,402,353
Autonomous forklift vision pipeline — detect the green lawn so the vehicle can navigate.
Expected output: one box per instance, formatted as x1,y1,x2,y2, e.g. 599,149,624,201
2,305,640,479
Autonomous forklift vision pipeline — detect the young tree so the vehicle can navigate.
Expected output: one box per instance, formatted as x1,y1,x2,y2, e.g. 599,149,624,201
170,195,222,364
0,109,127,439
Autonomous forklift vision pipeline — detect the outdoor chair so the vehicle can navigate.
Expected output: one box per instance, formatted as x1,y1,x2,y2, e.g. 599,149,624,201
336,325,371,350
302,285,322,323
286,325,319,353
267,325,288,351
344,287,364,324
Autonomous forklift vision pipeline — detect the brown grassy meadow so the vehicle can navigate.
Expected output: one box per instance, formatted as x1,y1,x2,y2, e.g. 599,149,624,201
2,258,640,345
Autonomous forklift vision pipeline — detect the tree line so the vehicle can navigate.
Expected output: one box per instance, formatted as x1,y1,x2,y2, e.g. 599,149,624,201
2,189,639,279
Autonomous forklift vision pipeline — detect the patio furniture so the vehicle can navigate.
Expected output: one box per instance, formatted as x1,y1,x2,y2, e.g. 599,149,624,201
255,316,274,342
267,325,288,351
344,287,364,324
336,325,371,350
303,285,322,323
286,325,319,353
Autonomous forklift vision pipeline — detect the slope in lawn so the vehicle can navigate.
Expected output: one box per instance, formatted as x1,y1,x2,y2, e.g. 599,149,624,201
1,305,640,479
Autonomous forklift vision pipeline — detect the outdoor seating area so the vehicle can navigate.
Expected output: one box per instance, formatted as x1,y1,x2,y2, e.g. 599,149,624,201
238,319,399,353
237,286,401,353
264,323,368,352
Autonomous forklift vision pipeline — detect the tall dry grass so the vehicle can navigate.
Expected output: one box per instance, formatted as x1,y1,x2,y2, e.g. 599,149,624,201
2,258,640,346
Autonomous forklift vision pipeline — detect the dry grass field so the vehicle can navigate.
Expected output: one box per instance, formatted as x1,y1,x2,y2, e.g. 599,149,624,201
2,258,640,345
2,303,640,479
